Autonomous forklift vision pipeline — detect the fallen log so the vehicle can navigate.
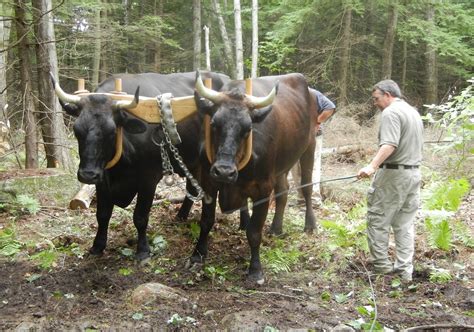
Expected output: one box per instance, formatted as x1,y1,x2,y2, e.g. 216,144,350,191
322,144,372,155
69,184,96,210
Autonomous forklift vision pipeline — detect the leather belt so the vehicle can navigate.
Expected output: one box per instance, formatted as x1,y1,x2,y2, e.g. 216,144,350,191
381,163,419,169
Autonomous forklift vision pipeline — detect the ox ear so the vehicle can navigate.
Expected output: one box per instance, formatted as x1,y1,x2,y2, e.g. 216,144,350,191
194,91,215,117
113,109,147,134
58,99,81,117
250,105,273,123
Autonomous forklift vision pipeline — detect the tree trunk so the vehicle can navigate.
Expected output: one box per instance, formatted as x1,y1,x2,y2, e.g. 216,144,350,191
381,2,398,79
425,2,437,106
154,0,163,73
338,4,352,106
0,2,12,122
15,0,38,168
401,39,407,91
193,0,201,71
91,1,102,89
251,0,258,78
100,0,108,82
211,0,235,78
234,0,244,79
203,25,211,70
32,0,73,170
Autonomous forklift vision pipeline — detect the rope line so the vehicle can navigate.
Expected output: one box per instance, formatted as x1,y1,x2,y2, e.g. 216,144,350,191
222,174,359,214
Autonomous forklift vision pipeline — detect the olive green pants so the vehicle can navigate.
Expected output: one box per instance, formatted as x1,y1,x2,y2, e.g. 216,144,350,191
367,167,421,279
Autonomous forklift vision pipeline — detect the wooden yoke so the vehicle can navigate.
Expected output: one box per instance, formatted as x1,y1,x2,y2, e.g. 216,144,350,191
204,78,214,165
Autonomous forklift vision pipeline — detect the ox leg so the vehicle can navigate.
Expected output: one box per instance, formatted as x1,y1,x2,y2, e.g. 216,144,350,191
300,144,317,233
90,188,114,255
191,191,217,264
175,179,195,222
247,198,271,285
269,174,289,235
133,189,155,261
239,200,250,230
246,199,270,284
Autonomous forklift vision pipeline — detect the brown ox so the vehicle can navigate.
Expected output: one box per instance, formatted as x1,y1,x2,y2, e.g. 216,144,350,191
192,72,318,283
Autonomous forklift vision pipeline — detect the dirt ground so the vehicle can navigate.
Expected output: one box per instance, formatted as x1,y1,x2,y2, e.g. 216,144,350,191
0,116,473,330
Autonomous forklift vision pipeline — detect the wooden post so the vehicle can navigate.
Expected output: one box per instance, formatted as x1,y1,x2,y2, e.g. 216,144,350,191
74,79,88,94
245,78,252,95
69,184,96,210
112,78,126,94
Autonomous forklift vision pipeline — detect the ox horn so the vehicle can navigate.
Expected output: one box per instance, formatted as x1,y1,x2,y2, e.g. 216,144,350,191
113,87,140,110
195,71,223,103
247,82,279,109
50,72,81,104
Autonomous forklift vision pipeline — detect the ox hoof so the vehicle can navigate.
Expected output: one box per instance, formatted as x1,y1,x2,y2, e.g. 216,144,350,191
247,271,265,285
89,246,105,256
135,251,151,262
174,215,187,223
267,227,283,236
185,258,204,271
137,256,151,266
303,227,315,235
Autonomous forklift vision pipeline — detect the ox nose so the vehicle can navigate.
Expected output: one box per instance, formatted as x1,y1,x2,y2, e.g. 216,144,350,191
211,163,238,183
77,169,101,184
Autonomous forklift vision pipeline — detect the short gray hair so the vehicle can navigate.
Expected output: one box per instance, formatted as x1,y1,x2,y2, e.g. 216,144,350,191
372,80,402,98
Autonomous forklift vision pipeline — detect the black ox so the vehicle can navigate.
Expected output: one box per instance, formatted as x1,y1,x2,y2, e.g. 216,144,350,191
53,71,229,260
192,72,318,283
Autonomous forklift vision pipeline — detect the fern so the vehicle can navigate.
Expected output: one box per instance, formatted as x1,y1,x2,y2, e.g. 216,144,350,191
0,228,23,257
424,178,470,212
425,217,452,251
16,195,41,215
452,220,474,248
261,246,302,274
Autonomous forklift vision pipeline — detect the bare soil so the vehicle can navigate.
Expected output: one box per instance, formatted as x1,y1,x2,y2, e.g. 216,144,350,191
0,117,472,330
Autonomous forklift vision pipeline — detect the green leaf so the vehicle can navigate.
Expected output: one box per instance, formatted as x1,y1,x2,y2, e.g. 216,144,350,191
335,293,348,303
119,267,133,276
391,278,402,288
120,248,134,257
132,312,144,320
321,291,331,301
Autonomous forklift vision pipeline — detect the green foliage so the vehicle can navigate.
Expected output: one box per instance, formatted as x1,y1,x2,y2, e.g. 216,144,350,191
350,304,384,331
3,195,41,215
452,220,474,248
425,217,452,251
320,219,366,250
204,265,233,285
261,240,303,274
0,227,23,257
150,234,167,254
429,267,453,284
424,177,470,212
189,222,200,242
167,313,197,327
425,82,474,173
118,267,133,276
30,250,58,270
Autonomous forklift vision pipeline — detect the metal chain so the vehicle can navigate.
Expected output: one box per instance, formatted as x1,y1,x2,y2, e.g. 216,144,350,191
157,96,206,202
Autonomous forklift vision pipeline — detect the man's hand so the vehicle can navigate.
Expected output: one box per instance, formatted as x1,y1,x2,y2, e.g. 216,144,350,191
357,165,376,179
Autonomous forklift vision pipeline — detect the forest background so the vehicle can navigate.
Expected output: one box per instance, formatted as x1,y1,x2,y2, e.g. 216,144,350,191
0,0,473,171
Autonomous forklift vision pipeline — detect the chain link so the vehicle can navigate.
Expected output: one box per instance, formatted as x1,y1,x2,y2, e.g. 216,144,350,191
156,95,206,202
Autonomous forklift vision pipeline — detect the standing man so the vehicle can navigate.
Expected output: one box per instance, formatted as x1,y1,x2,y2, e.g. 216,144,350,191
357,79,423,282
291,88,335,204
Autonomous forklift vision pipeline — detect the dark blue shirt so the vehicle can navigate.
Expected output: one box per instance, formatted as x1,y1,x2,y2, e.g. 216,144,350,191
309,88,336,114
